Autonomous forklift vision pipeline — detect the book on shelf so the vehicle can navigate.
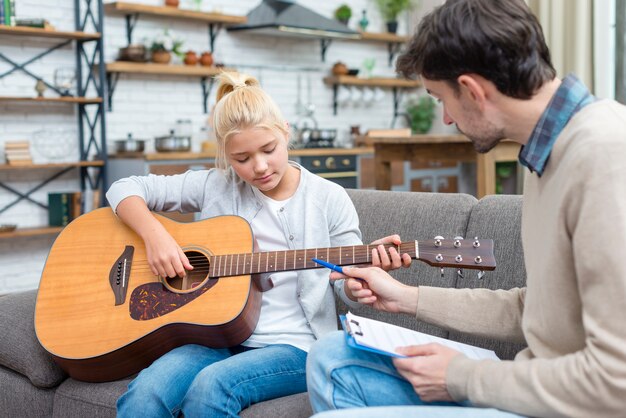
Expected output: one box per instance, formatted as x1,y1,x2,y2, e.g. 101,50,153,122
15,18,53,29
48,191,83,227
2,0,15,26
4,140,33,165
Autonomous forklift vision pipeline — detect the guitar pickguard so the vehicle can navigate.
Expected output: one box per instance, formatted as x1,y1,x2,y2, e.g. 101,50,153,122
129,279,219,320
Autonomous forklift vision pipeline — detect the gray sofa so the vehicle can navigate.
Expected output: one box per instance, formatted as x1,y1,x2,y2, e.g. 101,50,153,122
0,189,526,417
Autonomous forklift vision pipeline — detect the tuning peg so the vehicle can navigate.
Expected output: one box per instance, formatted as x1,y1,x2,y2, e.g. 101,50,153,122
477,270,485,279
473,237,481,248
457,268,464,279
434,236,444,247
453,236,464,248
440,268,445,278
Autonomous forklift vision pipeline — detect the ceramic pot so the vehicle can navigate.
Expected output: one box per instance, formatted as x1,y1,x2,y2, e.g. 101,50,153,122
151,50,171,64
184,51,198,66
164,0,179,7
199,52,214,67
332,62,349,76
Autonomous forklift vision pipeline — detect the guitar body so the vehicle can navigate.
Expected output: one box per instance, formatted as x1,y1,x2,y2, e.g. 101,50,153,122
35,208,261,383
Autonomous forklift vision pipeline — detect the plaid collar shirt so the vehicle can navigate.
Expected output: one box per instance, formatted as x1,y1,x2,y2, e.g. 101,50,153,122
519,74,596,176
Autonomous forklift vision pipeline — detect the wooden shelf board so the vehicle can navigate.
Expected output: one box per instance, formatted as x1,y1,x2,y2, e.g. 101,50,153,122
104,2,247,25
324,75,421,88
0,226,63,239
358,31,409,43
357,134,468,146
106,61,228,77
0,25,100,40
0,161,105,171
0,96,102,104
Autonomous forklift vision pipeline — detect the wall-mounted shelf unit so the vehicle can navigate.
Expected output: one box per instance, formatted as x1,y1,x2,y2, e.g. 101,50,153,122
0,96,102,104
104,2,247,51
0,161,105,220
0,25,101,41
323,75,421,123
351,31,410,66
0,226,63,240
105,62,228,113
0,0,107,236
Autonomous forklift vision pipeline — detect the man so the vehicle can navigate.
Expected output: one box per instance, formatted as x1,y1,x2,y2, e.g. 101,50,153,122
306,0,626,417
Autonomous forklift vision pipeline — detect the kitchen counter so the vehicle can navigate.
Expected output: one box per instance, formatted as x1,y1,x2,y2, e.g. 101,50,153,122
109,147,374,161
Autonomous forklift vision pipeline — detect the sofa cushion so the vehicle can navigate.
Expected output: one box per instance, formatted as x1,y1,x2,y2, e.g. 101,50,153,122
241,393,312,418
343,190,478,337
0,365,55,417
449,194,527,360
53,377,131,418
0,289,66,387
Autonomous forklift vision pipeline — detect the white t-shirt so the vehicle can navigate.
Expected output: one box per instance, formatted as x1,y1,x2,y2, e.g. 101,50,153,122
243,187,316,352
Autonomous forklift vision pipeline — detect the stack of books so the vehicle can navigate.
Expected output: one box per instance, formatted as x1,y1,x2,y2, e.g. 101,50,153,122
4,141,33,165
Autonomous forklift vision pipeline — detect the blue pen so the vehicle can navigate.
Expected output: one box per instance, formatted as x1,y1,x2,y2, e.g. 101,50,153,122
313,258,363,281
312,258,344,274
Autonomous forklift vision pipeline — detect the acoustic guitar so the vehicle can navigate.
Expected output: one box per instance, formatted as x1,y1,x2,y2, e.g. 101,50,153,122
35,208,495,382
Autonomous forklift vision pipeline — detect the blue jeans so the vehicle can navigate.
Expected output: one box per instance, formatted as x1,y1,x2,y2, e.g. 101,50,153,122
117,343,307,418
306,331,524,417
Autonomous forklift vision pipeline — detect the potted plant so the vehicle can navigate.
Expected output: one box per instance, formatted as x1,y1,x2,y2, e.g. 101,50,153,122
148,29,184,64
334,4,352,25
374,0,417,33
405,95,436,134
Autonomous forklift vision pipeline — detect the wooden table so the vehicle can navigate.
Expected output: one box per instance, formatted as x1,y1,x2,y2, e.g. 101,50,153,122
363,134,521,198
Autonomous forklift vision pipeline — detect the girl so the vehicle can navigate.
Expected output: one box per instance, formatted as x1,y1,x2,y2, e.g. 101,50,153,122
107,72,404,417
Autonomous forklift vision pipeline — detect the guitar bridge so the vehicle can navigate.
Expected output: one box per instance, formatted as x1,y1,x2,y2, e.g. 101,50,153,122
109,246,134,306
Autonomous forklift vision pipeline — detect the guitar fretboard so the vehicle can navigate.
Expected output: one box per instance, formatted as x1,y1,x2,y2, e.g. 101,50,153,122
208,242,417,278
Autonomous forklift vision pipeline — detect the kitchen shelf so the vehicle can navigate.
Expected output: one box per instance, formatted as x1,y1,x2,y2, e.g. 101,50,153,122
105,62,225,77
355,31,410,66
0,226,63,239
324,76,421,119
105,62,228,112
0,161,105,171
0,96,103,104
324,75,420,88
104,1,247,50
0,160,105,216
0,25,100,41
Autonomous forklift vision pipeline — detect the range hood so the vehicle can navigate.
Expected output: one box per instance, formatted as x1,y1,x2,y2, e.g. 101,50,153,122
228,0,359,40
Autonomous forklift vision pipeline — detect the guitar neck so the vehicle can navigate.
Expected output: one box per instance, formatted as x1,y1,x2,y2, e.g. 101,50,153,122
207,242,417,278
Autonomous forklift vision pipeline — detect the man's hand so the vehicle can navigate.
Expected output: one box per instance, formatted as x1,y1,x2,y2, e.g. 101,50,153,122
334,266,418,314
392,343,461,402
370,234,412,271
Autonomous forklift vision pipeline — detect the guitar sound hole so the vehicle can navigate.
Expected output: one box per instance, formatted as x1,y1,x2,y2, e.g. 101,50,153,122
164,250,210,292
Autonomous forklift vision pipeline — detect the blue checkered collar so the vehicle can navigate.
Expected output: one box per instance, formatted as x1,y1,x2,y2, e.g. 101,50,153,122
519,74,596,176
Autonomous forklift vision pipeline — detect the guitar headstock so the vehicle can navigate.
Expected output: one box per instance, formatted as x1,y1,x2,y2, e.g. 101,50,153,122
417,237,495,271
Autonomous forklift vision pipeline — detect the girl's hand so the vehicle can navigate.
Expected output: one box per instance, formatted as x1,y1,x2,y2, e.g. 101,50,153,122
370,234,412,271
143,227,193,278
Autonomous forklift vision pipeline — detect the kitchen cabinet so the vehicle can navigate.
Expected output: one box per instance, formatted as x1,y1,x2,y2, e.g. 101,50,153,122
0,0,107,239
103,1,246,113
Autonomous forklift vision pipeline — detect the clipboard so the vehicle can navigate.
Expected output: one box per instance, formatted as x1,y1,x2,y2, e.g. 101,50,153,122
340,314,407,358
340,312,499,361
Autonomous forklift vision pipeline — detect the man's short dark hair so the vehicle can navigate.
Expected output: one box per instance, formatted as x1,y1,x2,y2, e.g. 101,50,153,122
397,0,556,99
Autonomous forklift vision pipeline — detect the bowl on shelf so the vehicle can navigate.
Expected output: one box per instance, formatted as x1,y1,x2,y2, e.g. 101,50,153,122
117,44,147,62
347,68,359,76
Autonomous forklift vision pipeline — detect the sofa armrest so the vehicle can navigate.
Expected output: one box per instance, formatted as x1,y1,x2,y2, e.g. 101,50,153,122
0,290,66,388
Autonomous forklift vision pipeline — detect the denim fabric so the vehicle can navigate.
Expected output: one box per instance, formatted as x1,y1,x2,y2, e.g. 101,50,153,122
306,332,524,417
117,343,307,418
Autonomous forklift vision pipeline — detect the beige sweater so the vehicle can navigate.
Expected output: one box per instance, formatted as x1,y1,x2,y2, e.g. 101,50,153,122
415,100,626,417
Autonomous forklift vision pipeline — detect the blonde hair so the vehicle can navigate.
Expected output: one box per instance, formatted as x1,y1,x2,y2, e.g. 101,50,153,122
212,71,289,170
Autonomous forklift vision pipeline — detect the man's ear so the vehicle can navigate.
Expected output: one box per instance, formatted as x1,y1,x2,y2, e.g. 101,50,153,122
457,74,488,110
